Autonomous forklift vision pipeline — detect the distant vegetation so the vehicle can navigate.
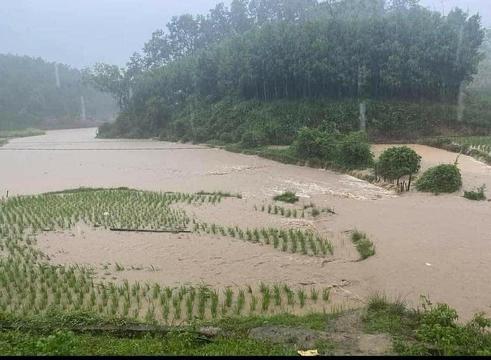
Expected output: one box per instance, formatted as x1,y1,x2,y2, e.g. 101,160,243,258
0,128,45,147
0,54,116,130
87,0,488,145
0,128,45,138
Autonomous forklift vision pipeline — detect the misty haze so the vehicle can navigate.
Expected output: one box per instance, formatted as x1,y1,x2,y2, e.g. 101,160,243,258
0,0,490,356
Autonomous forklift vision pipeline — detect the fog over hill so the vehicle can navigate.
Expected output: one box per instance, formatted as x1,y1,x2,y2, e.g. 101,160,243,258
0,0,489,68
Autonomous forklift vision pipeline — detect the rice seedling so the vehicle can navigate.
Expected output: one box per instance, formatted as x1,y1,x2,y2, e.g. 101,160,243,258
284,285,295,306
235,290,245,315
297,289,306,308
250,295,257,313
322,288,331,302
351,230,375,260
310,288,319,302
0,188,339,325
210,291,219,319
186,295,194,321
115,263,125,272
162,302,170,323
172,295,182,320
197,288,208,319
224,288,234,308
273,191,299,204
273,285,282,306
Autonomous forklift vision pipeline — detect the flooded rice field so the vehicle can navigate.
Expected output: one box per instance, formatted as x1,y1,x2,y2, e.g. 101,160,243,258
1,128,490,320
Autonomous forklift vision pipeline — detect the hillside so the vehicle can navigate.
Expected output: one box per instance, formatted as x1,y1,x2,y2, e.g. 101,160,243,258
88,0,488,143
0,54,116,130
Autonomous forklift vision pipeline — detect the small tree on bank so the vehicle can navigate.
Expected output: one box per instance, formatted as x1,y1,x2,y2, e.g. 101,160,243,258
376,146,422,191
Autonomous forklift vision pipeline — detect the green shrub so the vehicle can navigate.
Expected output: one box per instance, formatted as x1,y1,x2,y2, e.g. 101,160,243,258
337,132,374,169
292,127,336,161
464,185,487,201
416,164,462,194
273,191,299,204
412,301,491,356
376,146,421,188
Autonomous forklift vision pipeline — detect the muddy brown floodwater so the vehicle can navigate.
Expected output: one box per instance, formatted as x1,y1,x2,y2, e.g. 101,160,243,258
1,128,490,320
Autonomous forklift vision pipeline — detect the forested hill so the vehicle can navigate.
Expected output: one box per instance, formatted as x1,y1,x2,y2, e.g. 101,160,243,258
0,54,116,130
88,0,489,142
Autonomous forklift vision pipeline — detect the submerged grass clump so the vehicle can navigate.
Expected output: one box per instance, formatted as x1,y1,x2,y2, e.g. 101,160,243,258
351,230,375,260
255,202,335,219
273,191,299,204
463,185,487,201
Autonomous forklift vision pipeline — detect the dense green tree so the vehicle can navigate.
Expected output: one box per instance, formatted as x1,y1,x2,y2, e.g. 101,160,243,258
376,146,422,189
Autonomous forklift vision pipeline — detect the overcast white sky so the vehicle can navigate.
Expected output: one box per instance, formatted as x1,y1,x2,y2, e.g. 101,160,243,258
0,0,489,68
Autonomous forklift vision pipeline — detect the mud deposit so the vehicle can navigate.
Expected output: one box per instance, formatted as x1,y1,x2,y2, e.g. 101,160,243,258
2,128,490,319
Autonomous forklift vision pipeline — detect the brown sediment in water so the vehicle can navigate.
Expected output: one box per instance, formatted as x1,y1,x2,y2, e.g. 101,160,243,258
2,128,491,320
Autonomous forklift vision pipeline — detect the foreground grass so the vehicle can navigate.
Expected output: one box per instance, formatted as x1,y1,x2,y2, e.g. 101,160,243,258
363,295,491,356
0,310,336,356
1,297,489,356
0,330,294,356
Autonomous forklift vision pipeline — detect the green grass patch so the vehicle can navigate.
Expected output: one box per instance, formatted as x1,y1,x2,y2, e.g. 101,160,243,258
351,231,375,260
0,309,334,356
0,329,294,356
273,191,299,204
362,294,491,356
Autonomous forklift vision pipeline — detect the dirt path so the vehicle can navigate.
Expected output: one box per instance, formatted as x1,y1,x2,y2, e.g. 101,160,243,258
2,129,490,320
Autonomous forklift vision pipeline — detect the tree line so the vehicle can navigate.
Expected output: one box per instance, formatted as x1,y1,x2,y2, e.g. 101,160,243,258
87,0,487,140
0,54,116,130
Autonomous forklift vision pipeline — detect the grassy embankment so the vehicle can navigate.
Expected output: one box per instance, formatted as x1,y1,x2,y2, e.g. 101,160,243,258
0,128,45,147
1,296,489,356
421,136,491,166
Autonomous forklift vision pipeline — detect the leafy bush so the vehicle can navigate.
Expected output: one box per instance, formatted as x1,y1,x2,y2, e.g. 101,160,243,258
413,300,491,356
376,146,422,186
292,127,336,161
415,164,462,194
464,185,487,200
337,132,374,169
273,192,299,204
